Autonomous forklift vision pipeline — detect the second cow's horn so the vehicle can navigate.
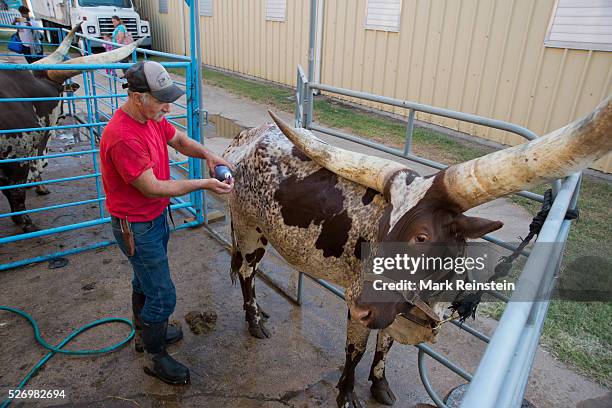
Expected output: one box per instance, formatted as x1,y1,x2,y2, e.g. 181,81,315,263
46,37,145,83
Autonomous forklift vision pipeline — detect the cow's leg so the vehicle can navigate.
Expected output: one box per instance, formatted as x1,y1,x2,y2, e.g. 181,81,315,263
337,311,370,408
231,221,270,339
1,164,38,232
34,176,50,196
28,158,50,195
2,186,37,232
369,331,396,405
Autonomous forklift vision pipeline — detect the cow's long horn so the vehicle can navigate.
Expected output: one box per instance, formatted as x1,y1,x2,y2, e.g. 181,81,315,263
46,37,145,83
33,23,82,66
269,111,407,192
443,96,612,211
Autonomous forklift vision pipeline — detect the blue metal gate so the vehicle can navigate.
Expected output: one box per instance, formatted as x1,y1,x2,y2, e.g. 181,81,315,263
0,11,207,271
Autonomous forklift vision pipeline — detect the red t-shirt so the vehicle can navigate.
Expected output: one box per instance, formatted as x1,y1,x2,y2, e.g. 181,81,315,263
100,109,176,222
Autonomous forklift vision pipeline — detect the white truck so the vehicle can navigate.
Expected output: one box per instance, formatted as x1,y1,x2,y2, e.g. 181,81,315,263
32,0,151,48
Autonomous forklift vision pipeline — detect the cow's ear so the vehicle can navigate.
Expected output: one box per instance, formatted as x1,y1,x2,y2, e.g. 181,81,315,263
63,83,80,92
453,214,503,239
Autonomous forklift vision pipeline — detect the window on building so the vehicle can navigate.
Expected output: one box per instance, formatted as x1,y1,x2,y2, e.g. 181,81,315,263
545,0,612,52
365,0,402,32
266,0,286,22
200,0,213,17
159,0,168,14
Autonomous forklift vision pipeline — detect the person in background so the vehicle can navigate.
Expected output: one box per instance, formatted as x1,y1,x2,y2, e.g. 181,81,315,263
101,37,117,76
13,6,43,63
110,15,128,45
108,15,131,73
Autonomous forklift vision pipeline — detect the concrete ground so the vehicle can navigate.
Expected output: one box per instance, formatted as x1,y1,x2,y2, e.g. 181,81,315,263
0,66,610,407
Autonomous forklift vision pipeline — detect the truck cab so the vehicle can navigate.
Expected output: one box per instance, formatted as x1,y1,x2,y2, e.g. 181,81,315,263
34,0,151,48
71,0,150,47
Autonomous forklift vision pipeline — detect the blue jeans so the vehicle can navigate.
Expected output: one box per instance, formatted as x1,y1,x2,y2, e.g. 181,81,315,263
111,211,176,323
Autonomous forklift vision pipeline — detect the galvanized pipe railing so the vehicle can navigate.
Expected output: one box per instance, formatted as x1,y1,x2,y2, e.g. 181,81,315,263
461,173,580,408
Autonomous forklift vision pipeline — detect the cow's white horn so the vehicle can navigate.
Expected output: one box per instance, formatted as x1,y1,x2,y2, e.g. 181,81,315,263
46,37,146,83
269,111,407,193
444,96,612,211
33,22,82,66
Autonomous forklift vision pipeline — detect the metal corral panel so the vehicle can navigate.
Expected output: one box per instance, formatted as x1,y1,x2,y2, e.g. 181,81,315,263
138,0,612,173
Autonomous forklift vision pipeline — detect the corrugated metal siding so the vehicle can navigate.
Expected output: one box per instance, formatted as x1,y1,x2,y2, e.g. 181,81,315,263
320,0,612,172
194,0,309,86
138,0,612,172
136,0,189,55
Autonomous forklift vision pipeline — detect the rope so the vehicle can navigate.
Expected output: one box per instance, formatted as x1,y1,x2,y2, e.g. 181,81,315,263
450,189,579,323
0,306,134,408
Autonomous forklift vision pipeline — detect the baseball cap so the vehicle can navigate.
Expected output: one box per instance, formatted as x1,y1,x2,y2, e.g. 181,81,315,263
123,61,185,103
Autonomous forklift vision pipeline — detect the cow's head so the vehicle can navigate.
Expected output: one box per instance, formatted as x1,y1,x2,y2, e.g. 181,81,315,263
269,96,611,329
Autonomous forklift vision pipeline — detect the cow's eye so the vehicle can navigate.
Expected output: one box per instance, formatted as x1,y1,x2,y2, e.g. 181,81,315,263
415,234,428,243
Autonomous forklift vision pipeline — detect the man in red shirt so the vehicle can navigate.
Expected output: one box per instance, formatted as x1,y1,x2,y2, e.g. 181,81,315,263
100,61,233,385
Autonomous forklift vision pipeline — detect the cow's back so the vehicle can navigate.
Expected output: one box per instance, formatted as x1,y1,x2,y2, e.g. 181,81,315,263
223,123,387,287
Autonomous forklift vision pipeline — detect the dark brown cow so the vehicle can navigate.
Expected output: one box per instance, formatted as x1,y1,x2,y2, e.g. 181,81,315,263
0,26,143,232
223,100,611,407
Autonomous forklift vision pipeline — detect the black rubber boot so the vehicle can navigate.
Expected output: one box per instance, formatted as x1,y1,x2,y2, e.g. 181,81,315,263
142,320,190,385
132,292,183,352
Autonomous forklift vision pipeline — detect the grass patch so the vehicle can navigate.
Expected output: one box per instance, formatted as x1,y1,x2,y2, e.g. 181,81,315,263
202,67,491,165
504,178,612,386
201,67,612,385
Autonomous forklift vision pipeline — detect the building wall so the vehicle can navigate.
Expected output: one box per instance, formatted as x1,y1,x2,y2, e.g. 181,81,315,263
135,0,190,56
139,0,612,172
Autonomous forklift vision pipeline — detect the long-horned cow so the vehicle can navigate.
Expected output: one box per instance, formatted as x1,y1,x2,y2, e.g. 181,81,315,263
223,99,611,407
0,25,143,232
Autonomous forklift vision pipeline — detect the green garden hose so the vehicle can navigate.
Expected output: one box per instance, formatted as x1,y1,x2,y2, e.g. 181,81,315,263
0,306,134,408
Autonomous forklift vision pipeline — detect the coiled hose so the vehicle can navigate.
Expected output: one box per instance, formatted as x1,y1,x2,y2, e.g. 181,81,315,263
0,306,134,408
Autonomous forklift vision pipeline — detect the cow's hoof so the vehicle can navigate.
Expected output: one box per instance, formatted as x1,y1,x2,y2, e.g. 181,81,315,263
336,391,364,408
370,378,396,405
22,224,40,233
35,185,51,195
247,319,271,339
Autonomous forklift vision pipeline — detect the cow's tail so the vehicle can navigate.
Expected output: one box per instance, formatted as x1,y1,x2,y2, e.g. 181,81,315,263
229,217,239,286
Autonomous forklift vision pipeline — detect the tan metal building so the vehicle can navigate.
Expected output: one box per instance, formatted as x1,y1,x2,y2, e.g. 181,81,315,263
136,0,612,173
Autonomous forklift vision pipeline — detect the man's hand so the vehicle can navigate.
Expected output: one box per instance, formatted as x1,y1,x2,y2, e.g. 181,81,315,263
204,177,234,194
205,152,233,177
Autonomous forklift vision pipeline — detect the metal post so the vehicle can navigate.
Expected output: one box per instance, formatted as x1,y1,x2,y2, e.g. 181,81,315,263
296,272,304,305
80,72,104,220
189,0,205,224
404,109,415,155
306,0,318,128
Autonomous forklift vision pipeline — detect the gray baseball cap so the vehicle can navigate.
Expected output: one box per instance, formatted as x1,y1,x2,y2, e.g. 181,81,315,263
123,61,184,103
